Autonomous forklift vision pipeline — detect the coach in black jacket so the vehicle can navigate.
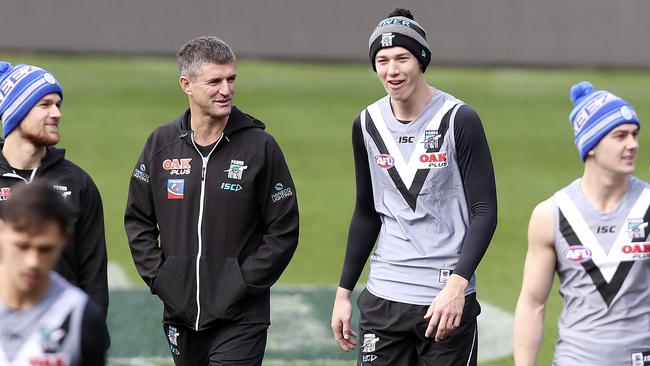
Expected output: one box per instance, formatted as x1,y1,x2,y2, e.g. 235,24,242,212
125,36,299,365
0,62,108,318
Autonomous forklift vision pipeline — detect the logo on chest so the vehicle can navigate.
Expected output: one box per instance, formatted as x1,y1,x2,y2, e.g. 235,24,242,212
627,218,648,240
423,129,442,152
167,179,185,200
224,160,247,180
375,154,394,169
0,187,11,201
162,158,192,176
564,245,592,263
52,185,72,200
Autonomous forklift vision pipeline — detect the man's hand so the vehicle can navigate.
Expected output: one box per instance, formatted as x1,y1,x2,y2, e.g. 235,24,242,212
331,287,357,351
424,274,468,342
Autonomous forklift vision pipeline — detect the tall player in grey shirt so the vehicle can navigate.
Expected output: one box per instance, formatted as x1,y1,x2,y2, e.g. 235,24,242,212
331,8,497,366
0,182,107,365
514,81,650,366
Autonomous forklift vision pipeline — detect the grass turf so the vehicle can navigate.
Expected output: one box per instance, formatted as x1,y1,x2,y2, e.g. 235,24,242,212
3,53,649,365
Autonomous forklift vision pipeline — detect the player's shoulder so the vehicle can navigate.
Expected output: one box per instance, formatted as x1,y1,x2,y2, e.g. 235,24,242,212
50,272,90,304
531,197,556,220
527,197,556,247
149,117,183,142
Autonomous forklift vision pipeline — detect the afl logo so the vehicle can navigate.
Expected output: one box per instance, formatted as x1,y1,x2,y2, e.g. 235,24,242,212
564,245,592,263
375,154,394,169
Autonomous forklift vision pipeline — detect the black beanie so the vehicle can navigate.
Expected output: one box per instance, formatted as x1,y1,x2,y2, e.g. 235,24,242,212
368,12,431,72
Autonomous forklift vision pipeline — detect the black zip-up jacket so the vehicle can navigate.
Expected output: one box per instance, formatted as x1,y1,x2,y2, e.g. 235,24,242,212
125,107,299,330
0,143,109,316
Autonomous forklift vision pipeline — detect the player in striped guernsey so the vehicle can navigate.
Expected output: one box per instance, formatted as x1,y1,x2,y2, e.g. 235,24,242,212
514,82,650,366
331,8,497,366
0,181,107,365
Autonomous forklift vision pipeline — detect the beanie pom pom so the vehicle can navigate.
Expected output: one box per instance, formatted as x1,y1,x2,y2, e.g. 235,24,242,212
388,8,414,20
0,61,13,78
570,81,595,105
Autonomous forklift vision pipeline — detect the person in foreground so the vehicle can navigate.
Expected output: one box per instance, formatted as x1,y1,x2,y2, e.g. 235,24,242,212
513,81,650,366
125,36,299,365
0,181,107,365
331,8,498,366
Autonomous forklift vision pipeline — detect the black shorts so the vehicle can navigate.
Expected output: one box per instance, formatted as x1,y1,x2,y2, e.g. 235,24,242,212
357,289,481,366
162,322,268,366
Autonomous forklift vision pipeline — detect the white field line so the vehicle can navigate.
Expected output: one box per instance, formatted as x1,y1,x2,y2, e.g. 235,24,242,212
107,263,513,363
108,262,134,289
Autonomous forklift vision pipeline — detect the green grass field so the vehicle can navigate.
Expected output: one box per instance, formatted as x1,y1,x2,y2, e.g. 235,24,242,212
3,53,649,365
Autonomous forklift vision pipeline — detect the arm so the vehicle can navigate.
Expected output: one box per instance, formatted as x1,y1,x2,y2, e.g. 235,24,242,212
80,299,108,365
332,115,381,351
124,139,163,289
75,175,109,317
239,136,299,291
425,105,498,340
513,199,556,366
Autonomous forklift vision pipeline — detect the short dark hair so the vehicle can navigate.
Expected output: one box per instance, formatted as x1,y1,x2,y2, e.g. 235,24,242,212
177,36,236,80
1,181,74,237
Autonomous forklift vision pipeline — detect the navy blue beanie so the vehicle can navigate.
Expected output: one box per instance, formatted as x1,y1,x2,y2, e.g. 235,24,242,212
0,61,63,138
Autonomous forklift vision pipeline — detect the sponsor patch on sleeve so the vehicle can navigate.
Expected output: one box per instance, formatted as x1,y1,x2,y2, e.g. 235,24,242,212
271,182,293,203
132,163,150,183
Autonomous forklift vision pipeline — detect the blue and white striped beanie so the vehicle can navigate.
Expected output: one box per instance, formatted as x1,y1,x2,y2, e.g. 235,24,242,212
569,81,640,161
0,61,63,138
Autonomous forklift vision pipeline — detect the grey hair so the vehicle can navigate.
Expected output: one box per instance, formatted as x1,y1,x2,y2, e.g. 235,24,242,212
177,36,236,79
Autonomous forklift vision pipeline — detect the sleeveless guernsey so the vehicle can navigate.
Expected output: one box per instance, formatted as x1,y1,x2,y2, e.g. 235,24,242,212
552,177,650,366
0,272,89,366
359,91,474,305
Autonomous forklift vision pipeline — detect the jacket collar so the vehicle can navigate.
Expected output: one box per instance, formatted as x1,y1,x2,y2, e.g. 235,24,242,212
0,141,66,176
174,106,265,140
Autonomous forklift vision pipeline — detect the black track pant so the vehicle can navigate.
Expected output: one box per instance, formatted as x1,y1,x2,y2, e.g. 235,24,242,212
163,322,268,366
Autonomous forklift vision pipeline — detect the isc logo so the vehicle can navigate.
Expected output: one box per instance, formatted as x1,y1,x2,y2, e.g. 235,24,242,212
220,183,242,192
564,245,592,263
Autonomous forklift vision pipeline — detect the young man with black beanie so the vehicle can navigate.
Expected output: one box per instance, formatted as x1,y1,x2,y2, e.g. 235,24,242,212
331,8,497,366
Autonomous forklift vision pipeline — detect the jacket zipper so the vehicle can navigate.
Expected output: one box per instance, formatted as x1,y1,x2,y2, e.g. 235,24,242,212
189,133,223,331
1,168,38,183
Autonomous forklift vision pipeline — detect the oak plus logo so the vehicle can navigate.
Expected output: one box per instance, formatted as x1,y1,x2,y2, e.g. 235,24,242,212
162,158,192,176
621,243,650,260
418,152,448,168
0,187,11,201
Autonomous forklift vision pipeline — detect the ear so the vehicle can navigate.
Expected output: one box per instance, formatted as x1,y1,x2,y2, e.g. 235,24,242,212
179,76,192,96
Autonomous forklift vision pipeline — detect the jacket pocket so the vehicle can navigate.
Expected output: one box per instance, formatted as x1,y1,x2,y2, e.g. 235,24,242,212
152,256,196,324
200,257,248,322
